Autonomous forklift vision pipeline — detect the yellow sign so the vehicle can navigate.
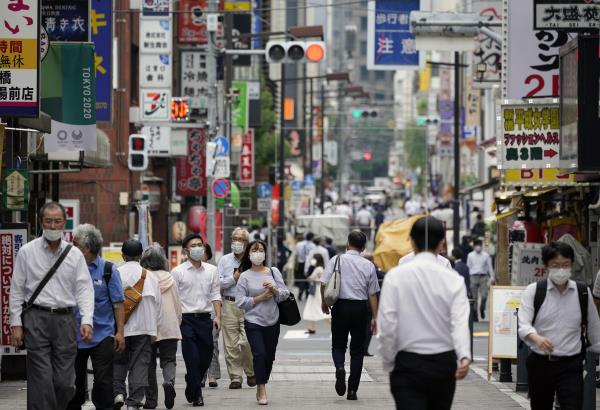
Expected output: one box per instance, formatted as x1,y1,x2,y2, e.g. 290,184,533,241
102,247,124,264
504,168,576,186
224,1,252,11
419,66,431,92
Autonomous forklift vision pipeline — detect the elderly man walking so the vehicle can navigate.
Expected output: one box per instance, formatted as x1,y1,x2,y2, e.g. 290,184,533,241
67,224,125,410
9,202,94,410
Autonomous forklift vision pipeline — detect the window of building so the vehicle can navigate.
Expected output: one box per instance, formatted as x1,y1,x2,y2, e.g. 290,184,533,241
375,70,385,81
361,66,369,82
375,93,386,100
361,16,368,30
360,41,367,56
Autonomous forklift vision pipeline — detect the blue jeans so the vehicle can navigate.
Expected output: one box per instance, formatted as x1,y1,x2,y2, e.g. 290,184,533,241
181,314,213,400
244,321,280,385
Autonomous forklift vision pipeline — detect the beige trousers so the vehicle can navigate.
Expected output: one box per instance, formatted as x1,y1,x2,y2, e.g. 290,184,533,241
221,299,254,382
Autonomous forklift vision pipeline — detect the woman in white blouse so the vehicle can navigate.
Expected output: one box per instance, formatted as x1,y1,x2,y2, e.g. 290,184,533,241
303,253,330,334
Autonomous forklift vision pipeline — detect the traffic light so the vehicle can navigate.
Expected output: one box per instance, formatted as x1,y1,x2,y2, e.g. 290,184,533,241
416,116,439,126
351,109,378,119
265,41,326,63
128,134,148,171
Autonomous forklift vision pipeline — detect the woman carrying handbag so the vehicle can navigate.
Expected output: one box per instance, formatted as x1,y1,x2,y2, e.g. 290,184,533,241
303,254,331,334
236,240,291,405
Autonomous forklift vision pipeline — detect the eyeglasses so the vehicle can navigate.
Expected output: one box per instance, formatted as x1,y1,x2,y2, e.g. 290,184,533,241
548,263,571,269
231,237,247,242
42,218,65,225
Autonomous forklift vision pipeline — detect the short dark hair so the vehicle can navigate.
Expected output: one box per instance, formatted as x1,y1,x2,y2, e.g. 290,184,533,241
348,230,367,250
325,237,333,245
473,239,483,247
182,233,203,249
409,216,445,252
39,201,67,221
122,239,143,258
452,248,464,260
306,232,315,241
542,242,575,265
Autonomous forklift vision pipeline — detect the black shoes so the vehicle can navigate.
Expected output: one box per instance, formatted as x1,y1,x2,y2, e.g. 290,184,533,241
185,374,193,403
247,376,257,387
192,396,204,407
209,381,218,388
335,368,346,396
347,390,358,400
229,381,242,389
163,383,176,409
305,329,316,334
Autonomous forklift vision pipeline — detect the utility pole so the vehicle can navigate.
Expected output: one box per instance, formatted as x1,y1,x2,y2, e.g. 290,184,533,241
206,0,218,252
278,63,286,244
320,81,325,213
453,51,461,250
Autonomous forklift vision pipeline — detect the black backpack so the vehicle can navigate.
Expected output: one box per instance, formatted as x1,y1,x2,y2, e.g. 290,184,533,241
531,278,589,356
102,261,116,332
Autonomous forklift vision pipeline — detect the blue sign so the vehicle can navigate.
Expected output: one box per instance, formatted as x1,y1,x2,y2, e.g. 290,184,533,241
91,0,112,122
303,175,315,186
367,0,420,70
42,0,90,42
256,183,273,199
214,136,230,157
292,180,304,192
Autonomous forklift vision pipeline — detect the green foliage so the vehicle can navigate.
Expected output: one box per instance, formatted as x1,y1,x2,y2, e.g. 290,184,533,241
416,97,428,116
255,81,290,166
404,123,427,172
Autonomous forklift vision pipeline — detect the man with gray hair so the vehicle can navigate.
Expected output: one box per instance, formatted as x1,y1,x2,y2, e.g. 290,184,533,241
67,224,125,410
218,227,255,389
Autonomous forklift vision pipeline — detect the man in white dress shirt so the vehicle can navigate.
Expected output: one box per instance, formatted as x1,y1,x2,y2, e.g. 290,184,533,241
378,216,471,410
467,239,495,320
304,237,331,275
518,242,600,410
173,234,221,406
113,239,161,410
398,251,452,269
9,202,94,410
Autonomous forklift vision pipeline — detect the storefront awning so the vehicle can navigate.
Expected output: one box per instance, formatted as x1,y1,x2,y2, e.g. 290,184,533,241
459,178,500,196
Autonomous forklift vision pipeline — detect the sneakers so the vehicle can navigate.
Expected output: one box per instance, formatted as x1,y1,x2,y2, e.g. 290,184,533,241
114,394,125,410
163,382,176,409
335,368,346,396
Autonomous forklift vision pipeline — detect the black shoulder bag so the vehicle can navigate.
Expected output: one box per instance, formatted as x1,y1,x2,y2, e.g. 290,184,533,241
269,268,301,326
20,244,72,348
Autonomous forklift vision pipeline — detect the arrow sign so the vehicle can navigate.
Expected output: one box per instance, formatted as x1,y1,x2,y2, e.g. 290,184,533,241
544,149,558,158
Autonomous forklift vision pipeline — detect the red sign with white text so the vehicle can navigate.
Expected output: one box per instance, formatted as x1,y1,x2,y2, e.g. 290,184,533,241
239,129,254,187
1,225,27,346
176,128,208,196
178,0,225,44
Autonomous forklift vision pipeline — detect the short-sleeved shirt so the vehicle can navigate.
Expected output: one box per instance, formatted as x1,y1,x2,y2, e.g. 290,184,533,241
75,256,124,349
218,252,243,298
320,250,380,300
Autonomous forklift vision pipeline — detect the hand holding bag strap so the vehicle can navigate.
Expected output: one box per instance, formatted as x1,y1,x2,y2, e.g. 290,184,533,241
24,244,73,309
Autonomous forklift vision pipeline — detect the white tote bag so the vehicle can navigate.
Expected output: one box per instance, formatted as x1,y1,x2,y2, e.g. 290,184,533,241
323,255,341,306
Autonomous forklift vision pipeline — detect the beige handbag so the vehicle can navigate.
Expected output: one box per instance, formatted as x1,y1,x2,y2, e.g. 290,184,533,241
323,256,341,307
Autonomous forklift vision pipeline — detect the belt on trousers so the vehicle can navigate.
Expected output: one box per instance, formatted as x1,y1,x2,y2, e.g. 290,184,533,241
223,296,236,302
530,352,581,362
30,304,73,314
183,312,211,319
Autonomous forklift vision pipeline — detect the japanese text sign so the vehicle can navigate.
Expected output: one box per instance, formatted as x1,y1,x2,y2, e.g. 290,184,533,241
141,125,171,156
180,50,208,113
0,0,40,117
91,0,112,122
511,243,546,285
498,100,560,170
176,128,208,196
534,0,600,30
367,0,420,70
42,0,89,42
239,128,254,187
0,224,27,346
231,81,248,151
140,54,172,88
503,0,572,99
472,0,501,83
143,0,171,16
140,19,172,54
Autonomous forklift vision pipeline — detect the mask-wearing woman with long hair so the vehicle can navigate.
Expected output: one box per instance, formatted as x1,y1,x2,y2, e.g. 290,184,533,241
302,253,330,334
235,240,290,405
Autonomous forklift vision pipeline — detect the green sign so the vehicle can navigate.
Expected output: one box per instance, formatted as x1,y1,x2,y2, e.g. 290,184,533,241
231,81,249,150
3,169,29,211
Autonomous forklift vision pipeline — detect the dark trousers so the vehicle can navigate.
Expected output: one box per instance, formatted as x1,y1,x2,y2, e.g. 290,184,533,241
527,353,583,410
181,314,213,401
364,302,373,355
295,262,308,300
67,336,114,410
390,351,457,410
244,321,280,385
145,339,178,407
331,299,368,391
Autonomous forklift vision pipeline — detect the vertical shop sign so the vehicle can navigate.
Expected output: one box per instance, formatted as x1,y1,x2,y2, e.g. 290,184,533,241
180,50,208,114
231,81,248,151
2,169,28,211
0,0,40,117
176,128,208,196
91,0,112,122
41,0,89,42
239,129,254,187
140,19,173,54
139,54,172,88
472,0,502,84
141,125,171,156
0,224,27,347
141,89,170,121
143,0,171,16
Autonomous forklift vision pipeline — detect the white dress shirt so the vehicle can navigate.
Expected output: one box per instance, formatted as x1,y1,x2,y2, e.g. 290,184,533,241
320,250,380,300
296,240,315,264
218,252,242,298
398,251,452,269
378,252,471,373
118,261,161,337
466,250,495,280
304,245,331,273
517,279,600,356
9,237,94,326
172,261,221,314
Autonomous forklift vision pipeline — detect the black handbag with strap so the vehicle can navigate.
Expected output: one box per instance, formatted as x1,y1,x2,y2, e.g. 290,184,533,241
269,268,301,326
20,244,73,348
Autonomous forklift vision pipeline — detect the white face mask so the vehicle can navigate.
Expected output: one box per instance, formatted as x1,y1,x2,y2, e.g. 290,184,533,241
474,246,483,253
43,229,63,242
231,241,246,255
250,252,266,265
549,268,571,286
310,259,317,267
188,246,205,262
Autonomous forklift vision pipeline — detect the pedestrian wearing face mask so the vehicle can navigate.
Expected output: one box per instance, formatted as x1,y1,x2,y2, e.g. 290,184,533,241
518,242,600,410
171,234,221,407
236,240,291,405
467,239,495,321
218,228,256,389
302,254,330,334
